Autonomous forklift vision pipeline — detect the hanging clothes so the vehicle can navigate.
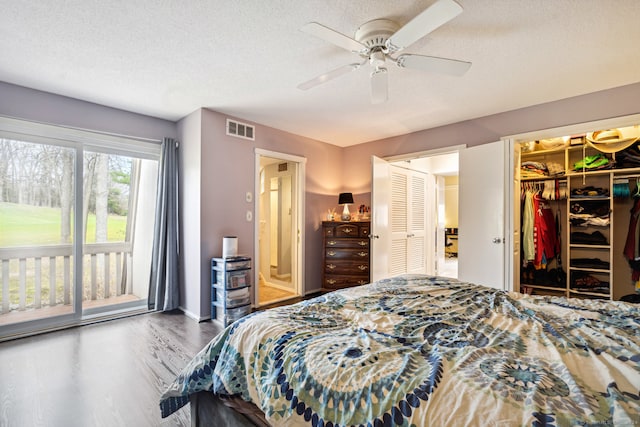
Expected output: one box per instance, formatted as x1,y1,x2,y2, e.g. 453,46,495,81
533,196,560,268
522,190,535,262
623,197,640,282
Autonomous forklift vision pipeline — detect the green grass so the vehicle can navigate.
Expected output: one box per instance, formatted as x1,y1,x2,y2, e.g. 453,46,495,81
0,202,127,246
0,202,130,308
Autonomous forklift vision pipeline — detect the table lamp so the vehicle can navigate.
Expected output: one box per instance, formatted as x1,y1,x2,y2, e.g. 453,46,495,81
338,192,354,221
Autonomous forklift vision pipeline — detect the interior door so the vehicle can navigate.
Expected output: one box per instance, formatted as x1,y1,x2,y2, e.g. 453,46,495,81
372,156,432,280
371,156,391,281
458,141,507,289
407,170,431,275
390,168,408,275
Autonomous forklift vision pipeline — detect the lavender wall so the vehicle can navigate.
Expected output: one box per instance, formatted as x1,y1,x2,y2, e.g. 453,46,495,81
185,109,344,318
342,82,640,206
0,82,176,140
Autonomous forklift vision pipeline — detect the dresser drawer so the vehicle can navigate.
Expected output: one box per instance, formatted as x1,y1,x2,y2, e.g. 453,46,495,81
335,224,361,237
323,275,369,289
324,237,369,249
324,260,369,275
324,248,369,260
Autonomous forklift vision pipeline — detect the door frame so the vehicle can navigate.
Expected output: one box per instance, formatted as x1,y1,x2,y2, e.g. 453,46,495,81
505,113,640,292
371,145,465,281
254,149,306,305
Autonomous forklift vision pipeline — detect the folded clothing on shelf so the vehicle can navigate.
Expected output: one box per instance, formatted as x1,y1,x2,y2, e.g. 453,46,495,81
570,217,610,227
570,230,609,245
570,200,610,217
570,186,609,198
573,154,614,171
613,144,640,168
520,161,565,179
570,258,610,270
570,271,610,294
569,200,611,227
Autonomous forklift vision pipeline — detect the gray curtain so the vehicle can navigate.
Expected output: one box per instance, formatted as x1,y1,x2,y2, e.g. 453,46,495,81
149,137,180,311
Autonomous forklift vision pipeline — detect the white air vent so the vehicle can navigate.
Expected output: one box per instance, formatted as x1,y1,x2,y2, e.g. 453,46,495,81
226,119,255,141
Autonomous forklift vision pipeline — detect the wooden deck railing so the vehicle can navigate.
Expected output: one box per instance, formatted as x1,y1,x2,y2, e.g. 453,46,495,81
0,243,132,314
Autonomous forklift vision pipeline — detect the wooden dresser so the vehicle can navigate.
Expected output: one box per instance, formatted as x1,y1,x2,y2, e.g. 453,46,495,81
322,221,370,290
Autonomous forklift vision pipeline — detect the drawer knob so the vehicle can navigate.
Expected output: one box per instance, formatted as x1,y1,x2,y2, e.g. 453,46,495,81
327,264,336,270
327,279,337,284
358,241,367,246
328,240,337,246
357,280,366,285
344,227,353,234
358,265,368,271
357,252,367,257
327,250,336,256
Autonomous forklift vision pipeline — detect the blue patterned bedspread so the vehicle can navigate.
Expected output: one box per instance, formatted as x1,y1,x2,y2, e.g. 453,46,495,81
160,275,640,426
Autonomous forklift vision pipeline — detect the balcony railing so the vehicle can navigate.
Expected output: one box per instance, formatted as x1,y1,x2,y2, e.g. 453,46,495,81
0,242,132,315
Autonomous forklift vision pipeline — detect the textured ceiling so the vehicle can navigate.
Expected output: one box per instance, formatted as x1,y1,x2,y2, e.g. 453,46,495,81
1,1,639,147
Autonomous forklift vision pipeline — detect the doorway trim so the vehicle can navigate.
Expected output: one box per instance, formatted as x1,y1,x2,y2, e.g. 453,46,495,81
373,145,465,279
254,149,306,306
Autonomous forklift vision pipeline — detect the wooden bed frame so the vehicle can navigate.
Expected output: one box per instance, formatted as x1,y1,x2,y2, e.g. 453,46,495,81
190,392,269,427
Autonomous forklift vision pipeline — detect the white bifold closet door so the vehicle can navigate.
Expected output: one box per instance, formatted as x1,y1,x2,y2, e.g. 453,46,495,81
389,166,432,276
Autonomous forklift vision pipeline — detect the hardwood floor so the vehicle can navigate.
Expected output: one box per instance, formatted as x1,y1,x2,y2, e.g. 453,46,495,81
0,311,222,427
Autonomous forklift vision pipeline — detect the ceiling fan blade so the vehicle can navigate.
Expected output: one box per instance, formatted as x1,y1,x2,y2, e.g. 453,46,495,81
297,63,362,90
397,54,471,76
387,0,463,52
370,68,388,104
301,22,366,53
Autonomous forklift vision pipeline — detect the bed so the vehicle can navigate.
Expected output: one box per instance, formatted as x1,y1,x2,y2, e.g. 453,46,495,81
160,274,640,426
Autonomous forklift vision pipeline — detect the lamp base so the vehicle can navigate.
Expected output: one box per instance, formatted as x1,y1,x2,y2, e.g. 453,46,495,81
341,204,351,221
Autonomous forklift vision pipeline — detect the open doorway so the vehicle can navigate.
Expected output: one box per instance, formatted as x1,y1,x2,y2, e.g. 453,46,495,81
440,175,459,278
255,150,305,306
383,149,459,279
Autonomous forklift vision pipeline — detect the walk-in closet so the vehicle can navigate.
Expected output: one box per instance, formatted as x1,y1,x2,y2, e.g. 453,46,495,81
516,124,640,301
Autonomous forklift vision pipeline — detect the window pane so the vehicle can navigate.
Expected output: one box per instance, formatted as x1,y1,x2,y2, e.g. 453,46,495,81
0,138,75,322
82,151,157,308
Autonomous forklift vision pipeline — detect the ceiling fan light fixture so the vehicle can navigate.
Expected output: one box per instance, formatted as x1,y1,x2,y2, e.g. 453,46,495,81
297,0,469,103
369,50,386,68
354,19,400,51
370,67,388,104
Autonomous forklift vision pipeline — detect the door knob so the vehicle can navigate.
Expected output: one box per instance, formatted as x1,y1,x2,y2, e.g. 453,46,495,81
368,234,380,239
492,238,502,244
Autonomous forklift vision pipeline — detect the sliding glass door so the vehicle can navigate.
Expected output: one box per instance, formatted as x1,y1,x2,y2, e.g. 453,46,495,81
81,150,158,316
0,120,160,339
0,139,77,325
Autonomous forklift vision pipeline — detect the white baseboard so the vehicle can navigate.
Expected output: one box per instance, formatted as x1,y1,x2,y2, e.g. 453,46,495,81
179,306,210,322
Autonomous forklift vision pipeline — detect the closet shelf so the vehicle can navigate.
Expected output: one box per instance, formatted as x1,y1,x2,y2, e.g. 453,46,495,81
569,244,610,249
520,176,566,182
568,196,610,201
569,289,611,298
568,266,610,273
523,284,568,292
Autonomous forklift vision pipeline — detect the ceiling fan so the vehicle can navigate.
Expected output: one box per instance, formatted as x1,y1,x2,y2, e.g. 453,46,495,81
297,0,471,104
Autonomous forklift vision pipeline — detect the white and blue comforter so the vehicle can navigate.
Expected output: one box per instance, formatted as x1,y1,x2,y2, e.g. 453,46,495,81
160,275,640,426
